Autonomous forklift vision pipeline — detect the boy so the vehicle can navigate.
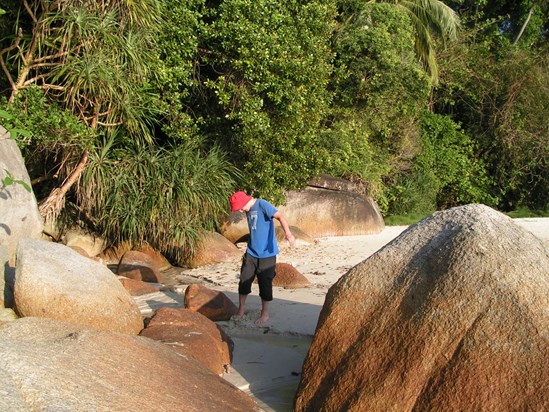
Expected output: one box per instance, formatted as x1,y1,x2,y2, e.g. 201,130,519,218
229,191,295,324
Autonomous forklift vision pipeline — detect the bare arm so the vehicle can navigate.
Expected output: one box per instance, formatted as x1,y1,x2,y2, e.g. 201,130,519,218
273,211,296,247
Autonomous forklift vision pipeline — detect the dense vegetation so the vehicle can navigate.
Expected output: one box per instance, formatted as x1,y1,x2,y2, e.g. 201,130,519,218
1,0,547,264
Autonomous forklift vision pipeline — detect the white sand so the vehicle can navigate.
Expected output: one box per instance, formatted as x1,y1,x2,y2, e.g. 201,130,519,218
135,217,549,411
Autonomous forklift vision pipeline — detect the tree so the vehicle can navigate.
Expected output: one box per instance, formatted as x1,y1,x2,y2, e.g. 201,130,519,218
446,0,548,48
434,22,549,210
0,0,162,221
369,0,460,84
323,1,430,212
192,0,337,203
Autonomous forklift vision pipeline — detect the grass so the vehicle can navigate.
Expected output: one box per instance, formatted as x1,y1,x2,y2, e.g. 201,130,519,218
505,208,549,218
385,207,549,226
384,213,431,226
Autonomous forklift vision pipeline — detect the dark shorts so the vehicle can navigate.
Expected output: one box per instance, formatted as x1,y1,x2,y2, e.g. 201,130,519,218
239,253,277,301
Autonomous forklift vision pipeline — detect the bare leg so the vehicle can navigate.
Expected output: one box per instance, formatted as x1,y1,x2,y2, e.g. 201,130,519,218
255,300,270,324
236,294,247,316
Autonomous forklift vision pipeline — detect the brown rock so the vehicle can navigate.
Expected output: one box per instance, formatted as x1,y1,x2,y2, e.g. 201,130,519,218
253,263,311,289
118,277,161,296
99,242,171,269
278,187,384,237
220,179,385,241
187,231,242,268
117,250,164,283
136,244,172,271
15,239,143,335
0,317,258,411
140,307,233,376
274,263,311,289
295,204,549,412
184,284,238,321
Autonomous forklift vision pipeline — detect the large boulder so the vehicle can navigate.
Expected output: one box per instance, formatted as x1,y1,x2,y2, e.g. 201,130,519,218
0,126,43,264
295,204,549,411
0,317,259,411
278,187,384,237
14,239,143,334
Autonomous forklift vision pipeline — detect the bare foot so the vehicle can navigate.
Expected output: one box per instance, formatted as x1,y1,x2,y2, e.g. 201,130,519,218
236,308,245,317
254,314,269,324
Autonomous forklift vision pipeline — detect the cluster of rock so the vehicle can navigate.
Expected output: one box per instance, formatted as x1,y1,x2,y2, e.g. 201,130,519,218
294,204,549,411
0,317,256,412
0,130,263,410
1,130,387,410
0,236,260,410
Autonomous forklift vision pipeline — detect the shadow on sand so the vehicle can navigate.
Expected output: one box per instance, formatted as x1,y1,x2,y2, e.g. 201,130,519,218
217,290,321,412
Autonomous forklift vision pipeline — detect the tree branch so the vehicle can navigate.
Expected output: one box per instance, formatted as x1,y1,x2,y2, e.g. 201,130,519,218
513,6,534,45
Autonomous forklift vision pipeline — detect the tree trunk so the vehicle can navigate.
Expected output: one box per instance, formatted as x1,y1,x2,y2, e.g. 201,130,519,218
39,148,89,222
513,6,534,45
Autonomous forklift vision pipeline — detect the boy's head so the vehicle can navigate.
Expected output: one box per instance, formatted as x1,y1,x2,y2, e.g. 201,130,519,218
230,191,253,212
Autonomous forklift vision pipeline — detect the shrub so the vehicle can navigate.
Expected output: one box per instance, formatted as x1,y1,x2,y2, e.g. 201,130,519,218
79,136,238,265
387,111,496,215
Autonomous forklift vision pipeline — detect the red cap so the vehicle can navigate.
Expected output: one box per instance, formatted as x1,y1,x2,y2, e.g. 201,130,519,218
229,191,252,212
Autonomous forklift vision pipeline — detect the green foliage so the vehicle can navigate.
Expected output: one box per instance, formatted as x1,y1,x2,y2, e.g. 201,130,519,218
1,169,31,192
446,0,548,48
197,0,337,203
79,137,238,265
148,0,205,140
371,0,461,83
435,26,549,211
387,111,496,215
1,0,546,241
505,207,549,218
0,110,32,140
384,213,429,226
1,1,161,139
322,2,430,212
1,87,96,199
2,87,95,152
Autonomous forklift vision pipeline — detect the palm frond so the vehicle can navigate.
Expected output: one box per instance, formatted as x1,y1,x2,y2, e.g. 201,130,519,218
78,137,239,265
392,0,460,83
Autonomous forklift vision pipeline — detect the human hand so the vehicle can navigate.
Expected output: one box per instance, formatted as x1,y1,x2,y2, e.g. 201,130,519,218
287,233,296,247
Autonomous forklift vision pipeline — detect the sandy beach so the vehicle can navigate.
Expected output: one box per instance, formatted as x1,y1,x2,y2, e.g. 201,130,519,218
134,217,549,411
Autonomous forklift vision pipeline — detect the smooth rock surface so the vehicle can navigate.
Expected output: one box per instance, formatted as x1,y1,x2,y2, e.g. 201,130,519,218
188,231,243,268
185,284,238,321
221,185,385,242
14,239,143,334
0,126,43,264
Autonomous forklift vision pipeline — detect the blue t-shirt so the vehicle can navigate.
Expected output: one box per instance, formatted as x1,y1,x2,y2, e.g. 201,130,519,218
246,199,279,258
